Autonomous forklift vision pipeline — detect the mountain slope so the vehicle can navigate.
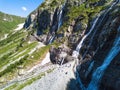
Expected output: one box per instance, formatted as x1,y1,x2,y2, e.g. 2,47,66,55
1,0,120,90
0,11,25,39
22,0,120,90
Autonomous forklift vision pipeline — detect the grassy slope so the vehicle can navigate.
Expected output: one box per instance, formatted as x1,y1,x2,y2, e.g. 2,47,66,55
0,9,59,87
0,29,59,86
0,11,25,38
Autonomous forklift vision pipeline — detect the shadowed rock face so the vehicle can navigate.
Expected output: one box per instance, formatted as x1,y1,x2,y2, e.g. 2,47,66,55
77,5,120,90
49,45,72,65
24,15,32,28
37,10,51,35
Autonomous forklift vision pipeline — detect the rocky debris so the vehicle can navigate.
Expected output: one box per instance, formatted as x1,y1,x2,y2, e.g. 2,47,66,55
64,55,75,63
17,65,25,76
27,35,37,42
27,34,47,43
68,34,80,44
22,61,77,90
49,45,72,65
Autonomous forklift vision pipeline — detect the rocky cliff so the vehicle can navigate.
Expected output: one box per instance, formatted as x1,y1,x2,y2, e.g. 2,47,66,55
9,0,120,90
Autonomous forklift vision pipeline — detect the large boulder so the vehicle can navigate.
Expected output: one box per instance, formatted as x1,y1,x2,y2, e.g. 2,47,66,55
49,45,71,65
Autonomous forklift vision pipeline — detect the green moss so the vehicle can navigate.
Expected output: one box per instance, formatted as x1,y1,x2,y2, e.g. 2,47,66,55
43,28,49,34
67,3,103,22
50,0,58,7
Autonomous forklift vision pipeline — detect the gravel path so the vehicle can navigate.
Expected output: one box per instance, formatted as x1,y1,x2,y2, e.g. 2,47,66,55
22,61,77,90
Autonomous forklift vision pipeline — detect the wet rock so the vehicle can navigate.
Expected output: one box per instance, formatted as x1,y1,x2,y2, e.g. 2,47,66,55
37,10,51,35
64,55,75,63
49,45,71,65
68,34,80,44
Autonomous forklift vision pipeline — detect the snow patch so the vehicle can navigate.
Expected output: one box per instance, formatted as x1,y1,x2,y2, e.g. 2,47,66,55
14,23,24,31
41,53,50,65
28,41,32,44
0,34,8,41
3,18,7,21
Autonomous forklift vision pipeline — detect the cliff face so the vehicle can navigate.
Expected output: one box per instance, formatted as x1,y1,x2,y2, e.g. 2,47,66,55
24,0,120,90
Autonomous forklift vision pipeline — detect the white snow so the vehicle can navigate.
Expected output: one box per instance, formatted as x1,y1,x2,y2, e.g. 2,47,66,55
0,34,8,41
4,34,8,38
3,18,7,21
41,53,50,65
14,23,24,31
28,41,32,44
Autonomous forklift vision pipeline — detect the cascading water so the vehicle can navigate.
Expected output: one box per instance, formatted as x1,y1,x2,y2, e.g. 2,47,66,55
85,61,95,78
49,34,55,44
87,26,120,90
60,58,65,65
82,0,118,60
72,0,119,90
72,15,100,58
48,0,66,44
57,0,66,30
71,13,101,90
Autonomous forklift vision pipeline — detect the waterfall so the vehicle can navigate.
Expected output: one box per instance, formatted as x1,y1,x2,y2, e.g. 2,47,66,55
57,0,66,30
85,61,95,78
60,58,65,65
87,26,120,90
72,15,100,58
71,9,101,90
48,34,55,44
71,15,100,90
72,1,119,90
48,0,66,44
82,0,118,59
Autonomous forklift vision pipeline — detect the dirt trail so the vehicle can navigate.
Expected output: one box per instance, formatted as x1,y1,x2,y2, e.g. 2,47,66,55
22,61,77,90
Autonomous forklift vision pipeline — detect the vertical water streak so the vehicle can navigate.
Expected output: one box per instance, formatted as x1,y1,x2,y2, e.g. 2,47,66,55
76,15,100,53
57,1,66,30
48,0,66,44
72,1,119,90
72,15,100,59
87,26,120,90
85,61,95,78
71,9,101,90
48,35,55,44
61,58,65,65
82,0,117,59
